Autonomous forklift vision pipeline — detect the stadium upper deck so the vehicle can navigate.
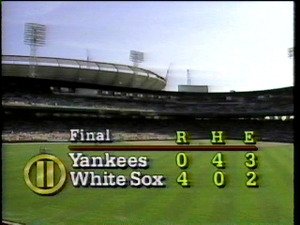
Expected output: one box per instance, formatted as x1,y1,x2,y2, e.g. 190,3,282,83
2,55,166,91
2,55,293,119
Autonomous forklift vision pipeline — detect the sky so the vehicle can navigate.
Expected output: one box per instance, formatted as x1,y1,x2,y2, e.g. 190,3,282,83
2,1,294,92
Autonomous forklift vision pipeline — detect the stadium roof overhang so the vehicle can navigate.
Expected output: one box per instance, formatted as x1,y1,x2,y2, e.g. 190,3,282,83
2,55,166,91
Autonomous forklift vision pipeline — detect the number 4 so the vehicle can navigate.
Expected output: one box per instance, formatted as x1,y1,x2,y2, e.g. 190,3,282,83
176,171,190,187
211,152,225,169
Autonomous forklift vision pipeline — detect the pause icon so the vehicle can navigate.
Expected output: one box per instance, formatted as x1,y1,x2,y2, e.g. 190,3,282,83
24,154,66,195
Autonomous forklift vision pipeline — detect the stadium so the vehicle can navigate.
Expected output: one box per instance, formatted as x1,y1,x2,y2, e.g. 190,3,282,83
2,55,293,142
2,53,294,224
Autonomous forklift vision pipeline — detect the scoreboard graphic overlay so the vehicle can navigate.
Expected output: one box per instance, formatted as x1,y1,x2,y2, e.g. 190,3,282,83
2,55,294,225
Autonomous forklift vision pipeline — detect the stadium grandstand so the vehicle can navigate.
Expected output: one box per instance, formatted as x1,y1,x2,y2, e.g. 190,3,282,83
2,55,166,90
2,55,294,143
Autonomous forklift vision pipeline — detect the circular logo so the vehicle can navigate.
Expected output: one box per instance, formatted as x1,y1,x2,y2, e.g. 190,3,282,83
24,154,66,195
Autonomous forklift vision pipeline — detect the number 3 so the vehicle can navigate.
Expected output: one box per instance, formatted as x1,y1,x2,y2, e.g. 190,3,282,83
245,152,258,169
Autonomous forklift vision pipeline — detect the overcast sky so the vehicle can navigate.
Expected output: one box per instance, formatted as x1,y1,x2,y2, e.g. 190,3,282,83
2,1,294,92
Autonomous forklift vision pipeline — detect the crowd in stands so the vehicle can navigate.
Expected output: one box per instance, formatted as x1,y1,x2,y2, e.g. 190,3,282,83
2,89,293,117
2,117,293,143
2,87,293,143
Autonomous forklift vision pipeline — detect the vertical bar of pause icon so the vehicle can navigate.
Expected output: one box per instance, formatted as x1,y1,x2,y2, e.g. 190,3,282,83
36,161,54,188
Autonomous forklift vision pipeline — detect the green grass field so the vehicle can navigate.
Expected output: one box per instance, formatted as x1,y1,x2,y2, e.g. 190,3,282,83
2,140,294,225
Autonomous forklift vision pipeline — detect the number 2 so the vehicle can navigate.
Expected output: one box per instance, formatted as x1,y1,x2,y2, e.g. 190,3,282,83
246,171,259,187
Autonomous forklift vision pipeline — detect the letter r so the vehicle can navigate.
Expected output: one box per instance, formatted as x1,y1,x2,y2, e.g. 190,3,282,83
176,131,190,144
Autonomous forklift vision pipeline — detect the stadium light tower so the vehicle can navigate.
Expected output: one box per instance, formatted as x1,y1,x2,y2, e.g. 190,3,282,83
24,23,46,77
130,50,144,67
187,69,191,85
288,47,293,58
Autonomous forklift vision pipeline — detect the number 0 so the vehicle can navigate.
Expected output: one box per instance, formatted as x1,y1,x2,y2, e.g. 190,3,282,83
176,153,188,168
213,171,225,188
